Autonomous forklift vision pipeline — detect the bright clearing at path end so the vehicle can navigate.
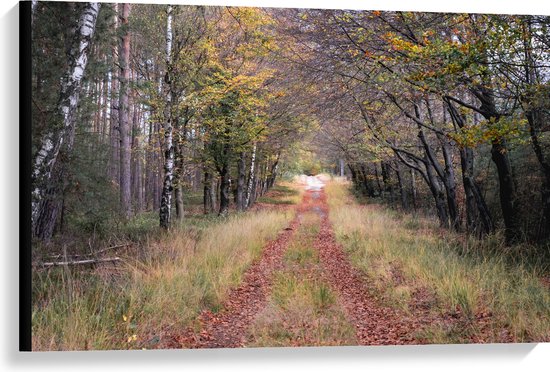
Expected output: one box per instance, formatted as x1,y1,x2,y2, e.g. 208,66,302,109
298,174,326,191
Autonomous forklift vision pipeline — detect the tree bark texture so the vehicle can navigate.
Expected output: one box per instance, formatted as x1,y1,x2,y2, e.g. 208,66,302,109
159,5,174,229
219,163,230,216
245,143,257,208
236,152,246,211
32,2,101,239
118,3,132,219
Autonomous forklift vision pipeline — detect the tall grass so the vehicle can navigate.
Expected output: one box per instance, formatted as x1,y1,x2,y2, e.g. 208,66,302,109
32,209,293,351
325,181,550,343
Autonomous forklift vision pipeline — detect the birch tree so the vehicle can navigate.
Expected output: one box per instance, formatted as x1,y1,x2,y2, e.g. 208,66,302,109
32,2,101,239
245,143,257,207
159,5,174,229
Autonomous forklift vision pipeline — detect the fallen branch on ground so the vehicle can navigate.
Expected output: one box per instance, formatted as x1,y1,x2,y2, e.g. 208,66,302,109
46,244,131,260
34,257,122,268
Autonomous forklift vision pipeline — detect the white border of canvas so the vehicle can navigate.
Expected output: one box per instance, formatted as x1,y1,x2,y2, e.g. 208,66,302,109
1,1,548,371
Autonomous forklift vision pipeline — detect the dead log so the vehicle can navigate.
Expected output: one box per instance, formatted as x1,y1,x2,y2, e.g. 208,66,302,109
35,257,122,268
46,243,131,260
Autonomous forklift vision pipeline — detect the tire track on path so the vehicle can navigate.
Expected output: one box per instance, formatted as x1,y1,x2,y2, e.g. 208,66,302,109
313,189,423,345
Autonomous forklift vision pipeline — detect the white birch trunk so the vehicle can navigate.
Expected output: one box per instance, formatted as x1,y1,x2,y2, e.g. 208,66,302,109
245,143,257,208
32,2,101,232
159,5,174,228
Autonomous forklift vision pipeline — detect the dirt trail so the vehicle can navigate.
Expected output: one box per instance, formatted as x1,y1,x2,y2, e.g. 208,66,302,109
169,191,319,348
312,190,422,345
167,183,424,348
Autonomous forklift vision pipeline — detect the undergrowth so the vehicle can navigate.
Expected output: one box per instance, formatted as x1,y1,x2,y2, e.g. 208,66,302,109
32,208,293,350
325,181,550,343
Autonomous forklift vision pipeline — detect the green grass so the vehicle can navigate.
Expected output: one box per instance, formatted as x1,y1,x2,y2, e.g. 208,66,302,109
65,194,197,242
256,196,295,205
183,191,205,206
325,181,550,343
256,182,303,205
249,271,355,347
32,208,294,351
284,246,319,266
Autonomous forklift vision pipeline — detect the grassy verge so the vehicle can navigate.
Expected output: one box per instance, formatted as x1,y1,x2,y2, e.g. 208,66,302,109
32,208,294,351
247,212,357,347
256,183,303,205
325,181,550,343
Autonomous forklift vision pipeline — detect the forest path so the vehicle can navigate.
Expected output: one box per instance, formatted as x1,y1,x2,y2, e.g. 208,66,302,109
170,185,313,348
171,176,422,348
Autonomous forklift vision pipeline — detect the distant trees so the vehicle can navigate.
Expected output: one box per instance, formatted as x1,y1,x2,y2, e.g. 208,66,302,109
281,10,550,244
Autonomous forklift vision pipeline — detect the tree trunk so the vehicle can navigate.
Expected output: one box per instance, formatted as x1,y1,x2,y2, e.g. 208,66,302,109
475,72,522,243
526,110,550,240
521,20,550,240
446,98,494,236
219,163,230,216
132,126,144,213
203,171,215,214
251,163,260,205
395,161,408,210
267,153,280,190
439,136,461,231
173,140,184,220
175,186,184,220
100,68,109,144
212,175,218,211
411,168,418,213
360,164,376,197
118,3,132,219
348,164,357,185
131,90,143,213
109,65,119,183
154,121,162,212
381,161,394,203
245,143,257,208
354,164,365,193
461,146,494,236
491,140,522,243
236,152,246,211
424,156,449,228
32,2,101,239
33,165,66,241
159,5,174,229
374,162,383,196
415,104,459,231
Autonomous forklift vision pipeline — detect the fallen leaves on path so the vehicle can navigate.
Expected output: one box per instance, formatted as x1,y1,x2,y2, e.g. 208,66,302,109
312,191,422,345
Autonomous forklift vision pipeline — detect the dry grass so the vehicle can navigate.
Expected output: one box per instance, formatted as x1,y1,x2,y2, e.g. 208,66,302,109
32,209,293,351
325,181,550,343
